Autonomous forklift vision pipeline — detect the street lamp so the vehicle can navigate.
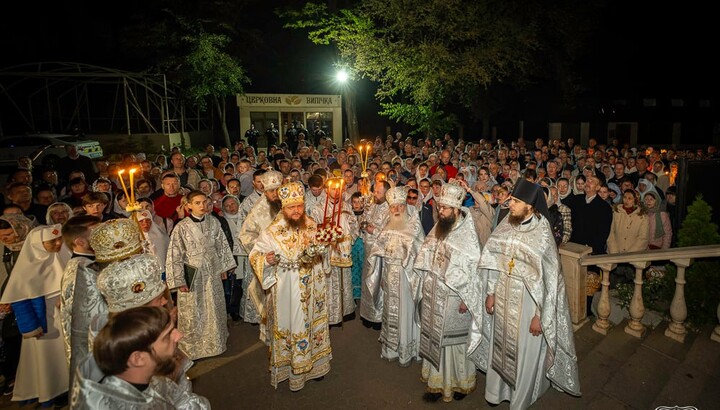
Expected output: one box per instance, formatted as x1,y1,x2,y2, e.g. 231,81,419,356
334,68,359,145
336,69,349,83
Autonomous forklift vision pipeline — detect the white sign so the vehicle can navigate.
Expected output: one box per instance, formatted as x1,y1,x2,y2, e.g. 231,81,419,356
240,94,341,108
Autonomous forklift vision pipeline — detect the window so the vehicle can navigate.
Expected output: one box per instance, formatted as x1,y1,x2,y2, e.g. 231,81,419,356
306,112,333,139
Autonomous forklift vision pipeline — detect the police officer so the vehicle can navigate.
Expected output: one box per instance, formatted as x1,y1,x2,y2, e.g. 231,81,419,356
265,123,279,149
245,123,260,149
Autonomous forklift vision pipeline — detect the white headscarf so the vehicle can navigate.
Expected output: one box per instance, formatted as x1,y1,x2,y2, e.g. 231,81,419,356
638,178,659,201
113,192,131,218
0,225,65,303
136,210,169,273
45,202,74,225
0,214,35,252
221,195,242,255
415,165,430,182
461,165,478,188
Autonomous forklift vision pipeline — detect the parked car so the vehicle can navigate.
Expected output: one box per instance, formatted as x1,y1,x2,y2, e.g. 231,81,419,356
0,133,104,168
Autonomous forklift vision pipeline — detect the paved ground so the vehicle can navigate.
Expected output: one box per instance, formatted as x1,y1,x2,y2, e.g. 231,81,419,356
2,304,719,409
190,313,503,410
188,308,720,410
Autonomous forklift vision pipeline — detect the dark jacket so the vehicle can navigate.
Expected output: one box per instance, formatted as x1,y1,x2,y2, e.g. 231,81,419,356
567,194,612,254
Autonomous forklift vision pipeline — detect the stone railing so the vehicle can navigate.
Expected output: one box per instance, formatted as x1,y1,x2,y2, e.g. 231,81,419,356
559,243,720,343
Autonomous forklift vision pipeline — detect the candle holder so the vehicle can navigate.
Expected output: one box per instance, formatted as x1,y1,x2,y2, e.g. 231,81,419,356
299,243,328,265
117,167,146,241
318,176,346,244
357,141,373,203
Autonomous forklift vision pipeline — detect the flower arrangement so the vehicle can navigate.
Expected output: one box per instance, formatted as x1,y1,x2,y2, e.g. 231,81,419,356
315,224,344,245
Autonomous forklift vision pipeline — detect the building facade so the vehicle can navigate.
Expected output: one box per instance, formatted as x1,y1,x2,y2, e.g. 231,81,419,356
236,93,343,149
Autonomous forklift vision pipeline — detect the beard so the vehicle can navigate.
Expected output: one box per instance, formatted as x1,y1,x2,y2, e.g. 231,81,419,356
508,208,533,226
385,211,409,231
435,212,457,241
373,196,386,205
269,199,282,216
151,350,178,378
283,213,307,230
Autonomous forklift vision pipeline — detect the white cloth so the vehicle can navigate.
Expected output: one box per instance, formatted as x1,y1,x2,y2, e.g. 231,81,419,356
359,201,390,322
138,213,170,273
304,190,327,216
366,208,424,366
414,209,483,401
59,256,107,389
12,295,69,403
472,215,581,408
166,215,236,360
0,225,65,304
238,195,277,328
248,214,332,391
483,283,550,409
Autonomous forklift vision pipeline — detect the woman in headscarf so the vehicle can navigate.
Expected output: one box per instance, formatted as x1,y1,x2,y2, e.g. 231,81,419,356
0,225,68,406
135,178,155,199
415,161,430,183
198,179,214,196
473,166,497,193
461,164,478,188
220,195,243,321
644,191,672,250
112,191,131,218
606,182,622,204
45,202,73,226
0,214,36,395
601,164,615,182
637,178,659,202
155,154,168,170
137,197,174,235
570,174,586,195
136,210,170,275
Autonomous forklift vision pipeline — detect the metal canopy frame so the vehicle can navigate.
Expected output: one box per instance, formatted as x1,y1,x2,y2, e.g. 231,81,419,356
0,62,210,136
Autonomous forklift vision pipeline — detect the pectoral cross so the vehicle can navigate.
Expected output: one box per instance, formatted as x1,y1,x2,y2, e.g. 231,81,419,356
508,258,515,275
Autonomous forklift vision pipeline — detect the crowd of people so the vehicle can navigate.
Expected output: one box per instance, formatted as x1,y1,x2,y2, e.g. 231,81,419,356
0,129,716,408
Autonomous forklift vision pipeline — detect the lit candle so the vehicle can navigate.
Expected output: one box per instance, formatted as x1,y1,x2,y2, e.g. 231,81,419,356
129,168,137,204
365,144,372,170
117,169,130,201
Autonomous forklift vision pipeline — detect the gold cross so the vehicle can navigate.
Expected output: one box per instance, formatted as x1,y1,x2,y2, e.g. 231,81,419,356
508,258,515,275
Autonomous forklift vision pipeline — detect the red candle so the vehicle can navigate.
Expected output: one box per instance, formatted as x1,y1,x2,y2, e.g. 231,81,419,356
322,183,330,226
336,181,344,227
330,183,338,227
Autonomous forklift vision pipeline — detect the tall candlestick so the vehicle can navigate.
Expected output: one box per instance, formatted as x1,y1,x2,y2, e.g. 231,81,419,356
322,182,330,226
330,182,337,226
336,180,344,227
364,144,372,170
361,145,367,170
129,168,137,204
117,169,130,201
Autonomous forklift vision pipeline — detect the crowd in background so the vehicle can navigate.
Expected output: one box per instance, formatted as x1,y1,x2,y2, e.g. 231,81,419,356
0,128,717,406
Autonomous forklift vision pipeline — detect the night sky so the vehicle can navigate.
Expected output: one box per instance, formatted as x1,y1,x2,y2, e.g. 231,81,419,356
1,1,715,139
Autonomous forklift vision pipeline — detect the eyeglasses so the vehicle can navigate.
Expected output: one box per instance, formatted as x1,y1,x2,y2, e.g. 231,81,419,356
407,195,418,200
